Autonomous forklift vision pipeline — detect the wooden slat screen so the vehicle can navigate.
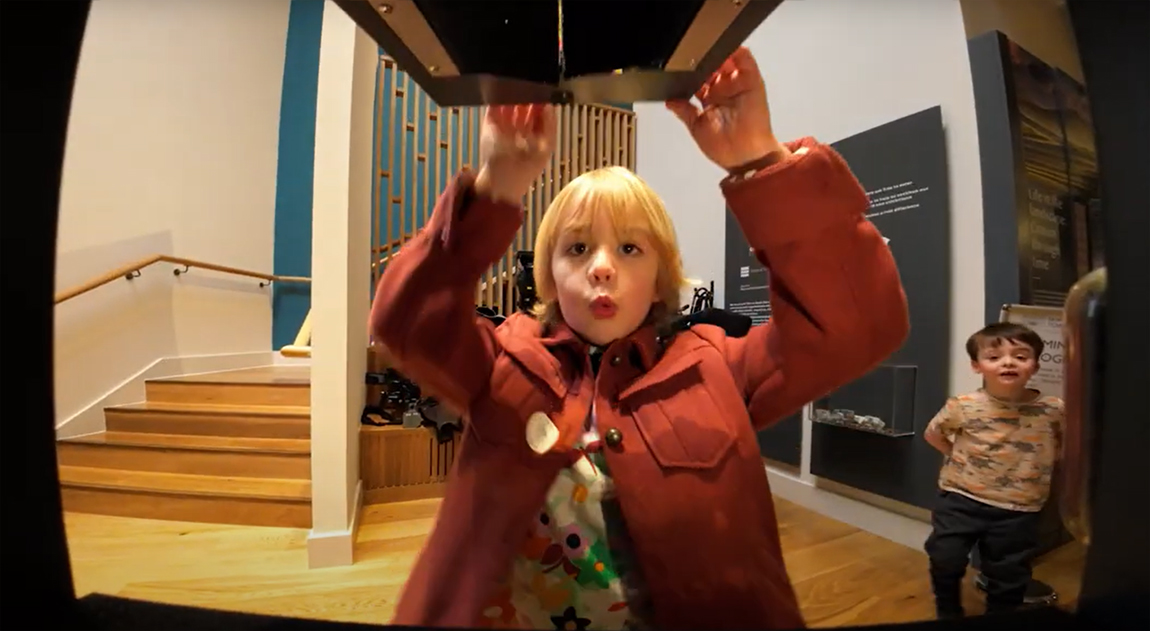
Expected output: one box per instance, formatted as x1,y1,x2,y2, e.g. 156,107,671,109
373,55,637,316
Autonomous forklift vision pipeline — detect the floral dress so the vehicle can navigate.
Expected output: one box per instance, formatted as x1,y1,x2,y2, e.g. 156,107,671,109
480,349,653,631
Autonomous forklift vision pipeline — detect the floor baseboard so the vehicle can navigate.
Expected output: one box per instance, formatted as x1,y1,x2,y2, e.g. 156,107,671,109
766,463,932,551
306,480,364,569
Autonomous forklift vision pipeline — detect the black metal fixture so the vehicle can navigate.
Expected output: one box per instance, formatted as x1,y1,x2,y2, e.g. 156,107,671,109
515,250,536,313
687,280,715,314
670,279,752,338
362,369,461,442
333,0,785,105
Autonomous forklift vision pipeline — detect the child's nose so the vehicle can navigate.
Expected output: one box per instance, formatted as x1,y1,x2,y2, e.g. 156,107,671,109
589,253,615,284
590,265,614,284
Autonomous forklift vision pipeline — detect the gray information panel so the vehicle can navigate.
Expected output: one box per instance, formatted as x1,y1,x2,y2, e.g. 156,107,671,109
725,208,799,465
725,106,951,506
810,106,951,509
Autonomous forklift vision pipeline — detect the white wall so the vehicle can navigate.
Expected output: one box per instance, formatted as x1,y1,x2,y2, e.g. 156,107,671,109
55,0,289,431
636,0,984,398
306,1,373,569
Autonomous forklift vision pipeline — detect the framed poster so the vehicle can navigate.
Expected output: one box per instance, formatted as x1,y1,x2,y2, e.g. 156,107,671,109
969,31,1102,324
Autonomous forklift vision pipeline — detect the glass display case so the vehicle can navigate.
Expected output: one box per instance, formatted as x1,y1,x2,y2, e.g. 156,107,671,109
812,365,917,438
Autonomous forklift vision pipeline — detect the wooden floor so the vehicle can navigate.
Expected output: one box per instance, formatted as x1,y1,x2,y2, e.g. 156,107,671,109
65,498,1084,627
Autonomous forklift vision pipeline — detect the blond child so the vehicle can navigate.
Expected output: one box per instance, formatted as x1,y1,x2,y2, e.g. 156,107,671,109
371,47,908,630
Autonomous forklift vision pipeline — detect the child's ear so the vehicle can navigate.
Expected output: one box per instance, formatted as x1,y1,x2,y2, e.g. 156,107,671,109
970,360,982,374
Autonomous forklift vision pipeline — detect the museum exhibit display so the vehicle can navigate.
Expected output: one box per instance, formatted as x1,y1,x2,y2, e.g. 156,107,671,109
811,365,917,437
334,0,784,106
968,31,1102,325
806,106,951,509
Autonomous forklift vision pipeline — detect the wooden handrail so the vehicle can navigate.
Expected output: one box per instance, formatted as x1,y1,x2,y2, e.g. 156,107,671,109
281,244,411,359
54,254,310,304
279,309,314,359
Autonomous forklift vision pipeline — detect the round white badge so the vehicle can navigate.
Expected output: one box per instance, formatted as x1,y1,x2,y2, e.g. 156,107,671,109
526,411,559,454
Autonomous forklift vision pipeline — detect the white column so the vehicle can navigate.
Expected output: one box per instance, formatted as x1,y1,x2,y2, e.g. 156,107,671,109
307,0,374,569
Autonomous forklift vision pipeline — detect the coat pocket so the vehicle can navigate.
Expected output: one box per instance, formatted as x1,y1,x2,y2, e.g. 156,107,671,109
630,375,737,470
470,353,559,448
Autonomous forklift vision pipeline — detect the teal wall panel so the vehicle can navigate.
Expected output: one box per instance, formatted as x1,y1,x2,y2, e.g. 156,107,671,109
271,0,323,350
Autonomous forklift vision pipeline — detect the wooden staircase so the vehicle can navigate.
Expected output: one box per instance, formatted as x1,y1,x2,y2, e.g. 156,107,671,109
57,366,312,528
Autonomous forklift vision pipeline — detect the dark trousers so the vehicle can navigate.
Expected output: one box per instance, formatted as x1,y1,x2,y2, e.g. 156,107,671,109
924,490,1041,618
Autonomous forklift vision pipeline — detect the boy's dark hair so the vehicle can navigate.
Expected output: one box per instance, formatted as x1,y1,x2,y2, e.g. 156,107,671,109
966,322,1045,362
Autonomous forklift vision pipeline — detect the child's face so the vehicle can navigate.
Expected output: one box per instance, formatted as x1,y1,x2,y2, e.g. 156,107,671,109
971,339,1039,394
551,208,660,346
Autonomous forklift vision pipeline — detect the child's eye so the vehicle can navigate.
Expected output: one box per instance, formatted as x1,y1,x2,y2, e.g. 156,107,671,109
567,243,587,256
620,243,641,255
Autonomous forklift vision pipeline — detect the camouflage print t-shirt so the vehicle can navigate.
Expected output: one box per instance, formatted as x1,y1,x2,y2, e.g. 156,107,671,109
927,389,1064,512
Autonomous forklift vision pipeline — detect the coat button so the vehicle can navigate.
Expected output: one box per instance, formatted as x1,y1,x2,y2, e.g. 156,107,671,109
610,355,622,367
604,427,623,447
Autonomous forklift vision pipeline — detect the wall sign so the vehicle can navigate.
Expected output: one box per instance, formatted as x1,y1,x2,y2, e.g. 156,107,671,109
723,210,772,325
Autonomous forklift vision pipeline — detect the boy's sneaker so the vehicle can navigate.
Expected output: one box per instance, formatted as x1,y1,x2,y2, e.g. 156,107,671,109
973,574,1058,605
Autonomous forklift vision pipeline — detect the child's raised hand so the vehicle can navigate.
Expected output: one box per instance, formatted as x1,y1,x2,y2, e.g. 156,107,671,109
475,104,557,204
665,47,786,171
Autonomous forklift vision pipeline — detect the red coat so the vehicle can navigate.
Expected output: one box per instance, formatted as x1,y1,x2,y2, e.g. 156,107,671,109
370,137,909,630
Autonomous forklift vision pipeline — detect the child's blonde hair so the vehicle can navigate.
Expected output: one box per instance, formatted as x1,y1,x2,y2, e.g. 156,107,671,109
530,166,687,325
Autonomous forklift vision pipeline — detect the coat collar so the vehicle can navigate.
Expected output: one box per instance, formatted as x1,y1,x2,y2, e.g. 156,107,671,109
496,312,709,404
501,312,665,373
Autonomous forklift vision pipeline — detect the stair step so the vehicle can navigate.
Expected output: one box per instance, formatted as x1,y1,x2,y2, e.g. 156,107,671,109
58,466,311,528
58,432,310,478
145,367,310,407
65,431,310,453
105,402,310,439
58,465,311,500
